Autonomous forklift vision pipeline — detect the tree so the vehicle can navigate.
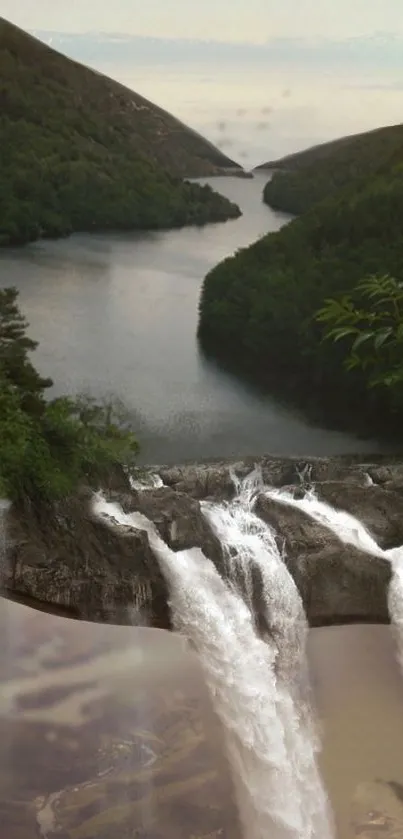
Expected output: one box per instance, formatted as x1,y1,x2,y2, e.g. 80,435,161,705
0,287,52,414
0,288,139,501
316,274,403,407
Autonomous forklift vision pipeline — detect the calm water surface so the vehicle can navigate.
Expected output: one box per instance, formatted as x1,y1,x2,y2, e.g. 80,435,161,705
0,174,385,463
1,601,403,839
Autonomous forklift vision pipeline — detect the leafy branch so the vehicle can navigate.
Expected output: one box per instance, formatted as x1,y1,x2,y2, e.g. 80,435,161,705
316,274,403,390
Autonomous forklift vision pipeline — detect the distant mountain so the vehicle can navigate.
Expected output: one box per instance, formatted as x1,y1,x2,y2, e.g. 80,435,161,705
0,18,242,247
257,123,403,215
29,30,403,68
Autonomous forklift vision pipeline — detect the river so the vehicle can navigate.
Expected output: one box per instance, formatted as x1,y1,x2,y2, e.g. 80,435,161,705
0,173,384,464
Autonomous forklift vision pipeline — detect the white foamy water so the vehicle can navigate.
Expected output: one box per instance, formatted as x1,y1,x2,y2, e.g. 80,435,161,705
94,473,334,839
264,485,403,672
128,471,164,491
265,486,384,557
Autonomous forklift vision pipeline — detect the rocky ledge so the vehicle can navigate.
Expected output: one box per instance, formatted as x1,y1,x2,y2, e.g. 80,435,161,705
3,454,403,629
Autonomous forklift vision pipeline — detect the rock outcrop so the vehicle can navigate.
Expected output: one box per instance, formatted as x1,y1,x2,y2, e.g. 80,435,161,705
4,491,171,629
255,494,390,626
314,481,403,550
2,454,403,629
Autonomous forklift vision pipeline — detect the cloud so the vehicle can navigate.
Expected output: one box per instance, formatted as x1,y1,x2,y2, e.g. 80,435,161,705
343,80,403,92
28,29,403,72
3,0,403,42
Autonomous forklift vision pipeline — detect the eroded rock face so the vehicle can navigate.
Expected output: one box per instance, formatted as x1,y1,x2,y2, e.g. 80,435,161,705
157,454,379,500
314,482,403,550
117,487,223,566
2,454,402,629
4,494,171,630
255,495,391,626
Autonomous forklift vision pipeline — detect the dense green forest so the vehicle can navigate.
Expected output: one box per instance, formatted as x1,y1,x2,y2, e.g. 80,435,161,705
262,123,403,215
0,18,241,247
0,288,138,501
198,138,403,432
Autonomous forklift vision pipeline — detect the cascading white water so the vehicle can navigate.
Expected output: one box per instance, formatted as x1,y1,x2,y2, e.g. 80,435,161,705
94,471,334,839
265,486,383,557
201,469,333,839
264,485,403,671
128,472,164,491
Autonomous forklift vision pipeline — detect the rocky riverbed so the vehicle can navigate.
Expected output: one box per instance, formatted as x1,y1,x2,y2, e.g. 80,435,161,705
4,454,403,628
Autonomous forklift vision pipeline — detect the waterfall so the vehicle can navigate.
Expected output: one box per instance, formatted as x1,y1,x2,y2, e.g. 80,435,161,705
264,485,403,671
264,486,383,558
94,471,334,839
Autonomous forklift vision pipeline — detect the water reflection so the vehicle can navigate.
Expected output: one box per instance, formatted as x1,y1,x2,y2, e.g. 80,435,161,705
0,176,386,464
0,599,239,839
1,601,403,838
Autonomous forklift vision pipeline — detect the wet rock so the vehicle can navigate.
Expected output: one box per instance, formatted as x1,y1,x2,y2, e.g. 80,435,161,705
385,478,403,495
314,482,403,550
158,455,372,500
3,454,403,629
158,462,244,500
368,465,393,485
92,463,131,493
118,486,224,567
5,496,171,630
255,495,391,626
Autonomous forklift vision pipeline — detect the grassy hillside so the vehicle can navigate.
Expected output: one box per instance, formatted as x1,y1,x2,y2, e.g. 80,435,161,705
0,18,242,246
258,123,403,215
198,142,403,434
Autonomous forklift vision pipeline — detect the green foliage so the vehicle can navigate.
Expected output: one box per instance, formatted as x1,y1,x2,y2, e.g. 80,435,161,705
198,147,403,430
0,287,52,412
316,275,403,403
42,395,139,486
0,18,240,247
0,377,40,498
263,124,403,215
0,289,139,502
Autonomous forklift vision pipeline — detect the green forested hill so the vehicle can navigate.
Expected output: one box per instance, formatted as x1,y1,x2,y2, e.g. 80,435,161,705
0,18,241,246
259,123,403,215
198,150,403,432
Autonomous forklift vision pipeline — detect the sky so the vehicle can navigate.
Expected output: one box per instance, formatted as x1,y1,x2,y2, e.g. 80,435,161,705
3,0,403,42
3,0,403,166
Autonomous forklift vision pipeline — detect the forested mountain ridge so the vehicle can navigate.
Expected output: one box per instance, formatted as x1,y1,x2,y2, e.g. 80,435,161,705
198,132,403,434
0,17,242,246
257,123,403,215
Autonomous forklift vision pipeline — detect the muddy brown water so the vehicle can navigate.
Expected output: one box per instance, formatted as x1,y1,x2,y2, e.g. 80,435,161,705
308,625,403,838
0,599,403,839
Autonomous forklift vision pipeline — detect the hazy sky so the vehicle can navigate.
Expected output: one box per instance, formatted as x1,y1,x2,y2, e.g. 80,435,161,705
3,0,403,42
